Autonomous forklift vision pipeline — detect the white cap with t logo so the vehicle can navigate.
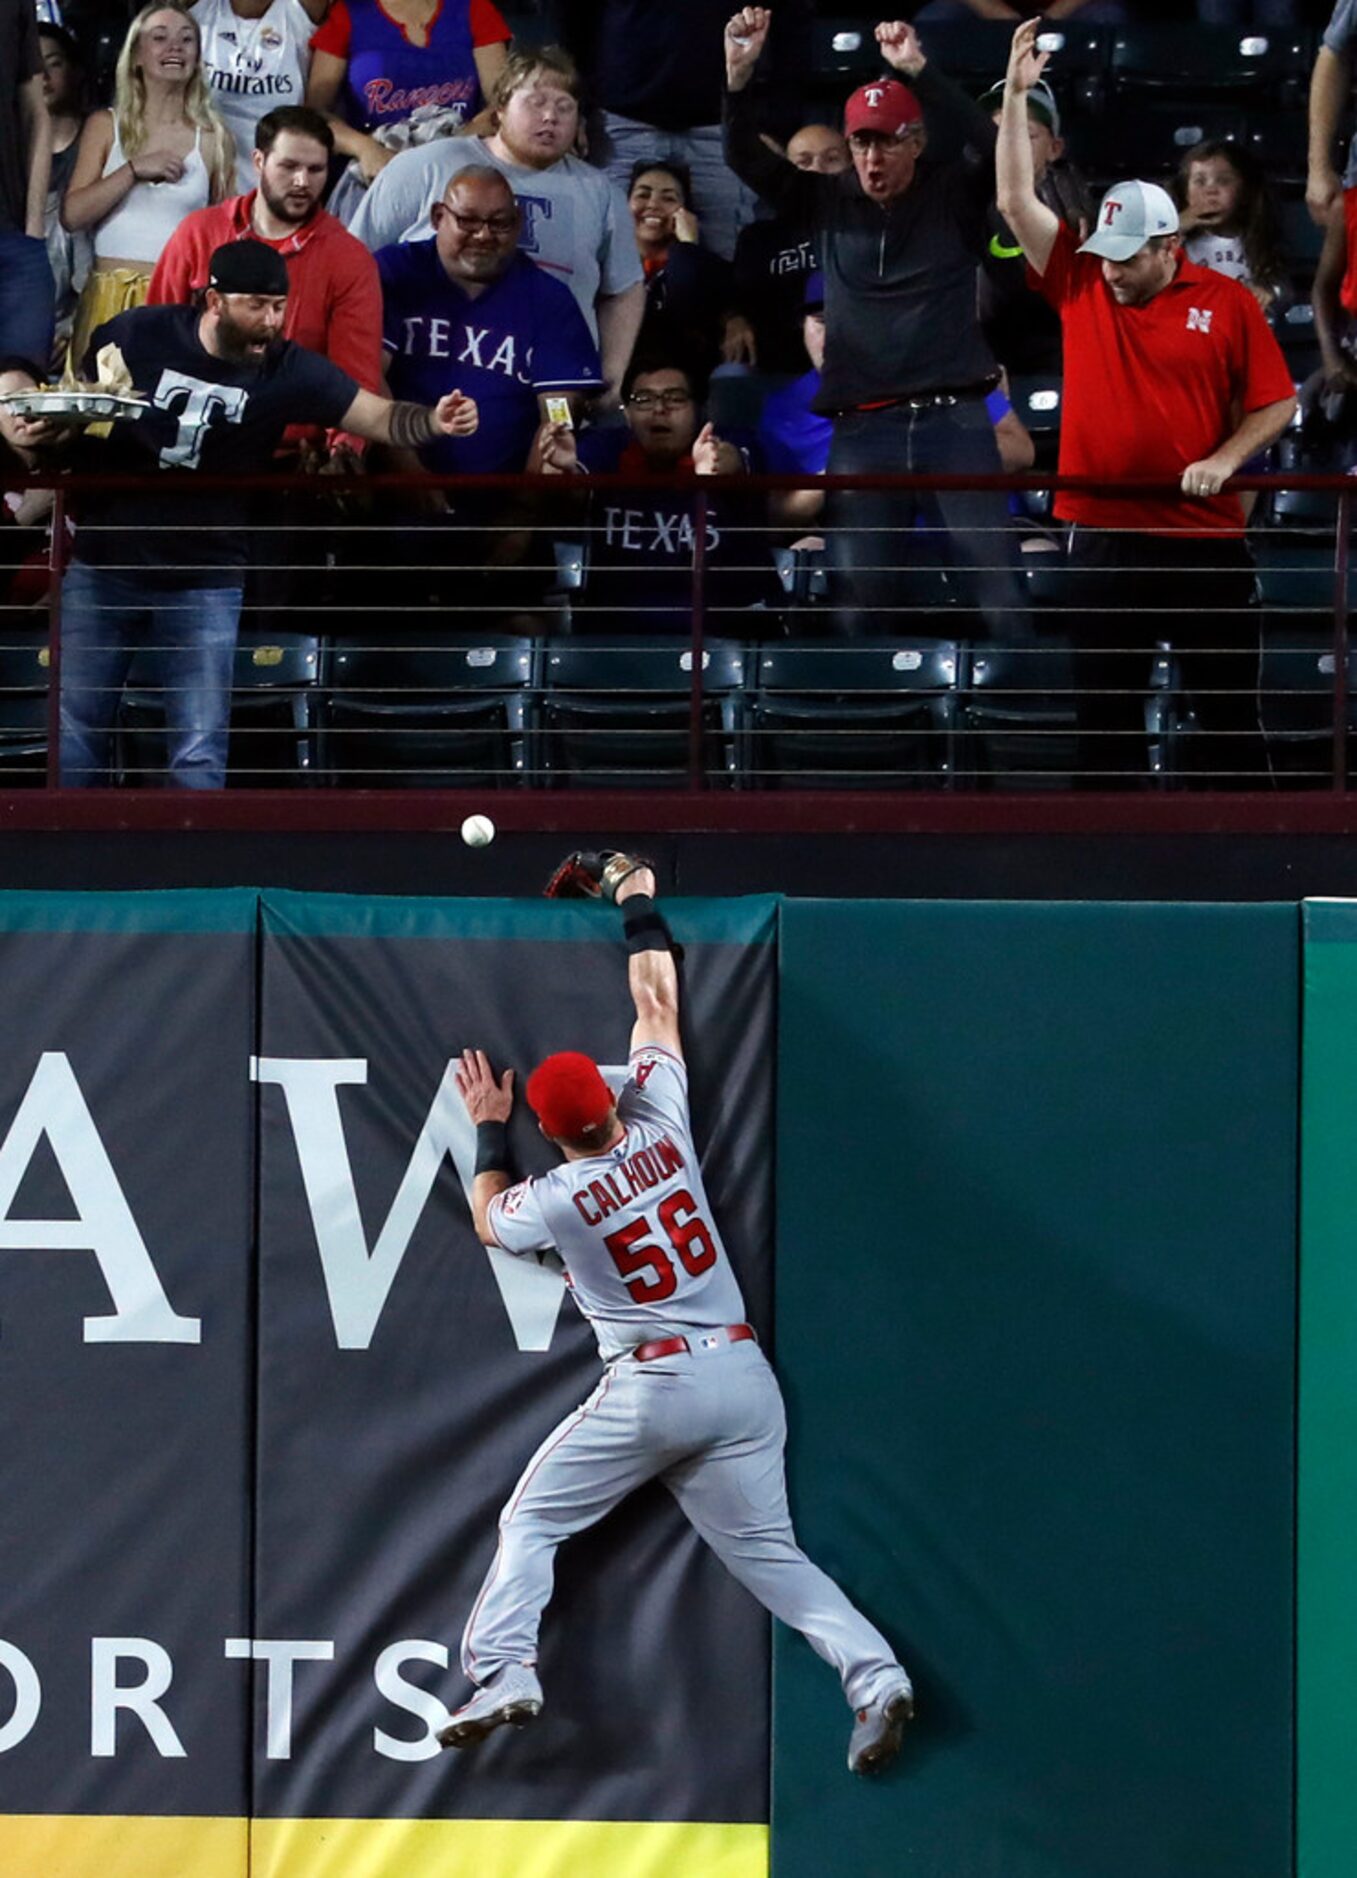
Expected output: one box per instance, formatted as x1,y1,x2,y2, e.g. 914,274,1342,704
1078,180,1180,263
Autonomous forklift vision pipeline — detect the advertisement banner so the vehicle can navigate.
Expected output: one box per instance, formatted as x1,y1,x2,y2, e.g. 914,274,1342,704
0,891,258,1878
251,892,777,1870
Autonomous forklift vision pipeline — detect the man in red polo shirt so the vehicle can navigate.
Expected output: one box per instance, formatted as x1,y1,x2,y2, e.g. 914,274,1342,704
996,19,1297,785
149,104,381,464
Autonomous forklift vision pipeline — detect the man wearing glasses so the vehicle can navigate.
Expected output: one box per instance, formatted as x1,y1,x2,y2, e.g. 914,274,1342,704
723,10,1029,643
375,165,602,628
536,354,782,637
377,166,602,476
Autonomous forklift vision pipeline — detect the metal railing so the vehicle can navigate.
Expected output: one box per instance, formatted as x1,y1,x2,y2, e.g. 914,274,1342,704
3,467,1355,809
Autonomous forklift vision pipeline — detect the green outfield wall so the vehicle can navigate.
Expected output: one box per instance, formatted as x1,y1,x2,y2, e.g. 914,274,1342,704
2,891,1353,1878
775,901,1299,1878
1299,902,1357,1878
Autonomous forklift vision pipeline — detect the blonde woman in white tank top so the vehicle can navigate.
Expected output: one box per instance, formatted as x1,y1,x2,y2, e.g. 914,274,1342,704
62,3,234,375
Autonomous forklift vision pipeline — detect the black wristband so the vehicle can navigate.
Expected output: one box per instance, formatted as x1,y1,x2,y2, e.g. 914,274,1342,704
475,1119,511,1175
621,893,674,955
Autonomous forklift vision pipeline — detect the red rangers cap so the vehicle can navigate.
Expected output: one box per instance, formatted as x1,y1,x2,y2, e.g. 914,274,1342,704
526,1051,614,1139
843,78,923,138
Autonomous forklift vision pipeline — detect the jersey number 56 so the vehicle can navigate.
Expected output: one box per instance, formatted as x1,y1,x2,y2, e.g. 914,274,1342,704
604,1189,718,1303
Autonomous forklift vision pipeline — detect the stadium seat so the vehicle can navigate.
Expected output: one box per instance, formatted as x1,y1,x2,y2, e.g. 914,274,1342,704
1240,110,1309,191
1276,301,1321,389
0,627,50,787
810,17,884,81
1075,102,1248,186
746,638,959,789
319,635,536,788
1253,543,1351,784
707,371,792,433
1007,377,1062,511
538,637,746,788
116,631,324,787
912,21,1049,94
1280,197,1325,279
227,632,324,784
956,641,1077,791
1107,24,1309,104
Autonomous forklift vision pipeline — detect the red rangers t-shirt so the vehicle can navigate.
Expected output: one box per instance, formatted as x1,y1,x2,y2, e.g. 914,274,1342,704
1031,222,1295,535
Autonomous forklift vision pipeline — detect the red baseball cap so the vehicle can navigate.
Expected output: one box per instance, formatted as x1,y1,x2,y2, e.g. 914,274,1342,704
843,78,923,138
526,1051,614,1139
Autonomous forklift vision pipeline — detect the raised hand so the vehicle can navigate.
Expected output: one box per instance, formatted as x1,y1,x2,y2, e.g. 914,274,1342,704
693,421,741,475
434,389,479,436
875,20,925,78
693,421,720,475
455,1049,515,1123
721,313,758,366
725,7,772,89
532,419,579,475
673,206,701,244
1005,17,1050,96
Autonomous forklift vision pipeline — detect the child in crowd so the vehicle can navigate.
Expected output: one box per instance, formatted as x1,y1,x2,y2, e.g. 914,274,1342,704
1174,140,1287,315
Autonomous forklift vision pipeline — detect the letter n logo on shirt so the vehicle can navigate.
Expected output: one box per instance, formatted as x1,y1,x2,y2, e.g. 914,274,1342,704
1186,306,1213,333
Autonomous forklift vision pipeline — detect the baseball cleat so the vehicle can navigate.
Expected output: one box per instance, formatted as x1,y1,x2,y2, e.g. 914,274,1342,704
847,1683,915,1776
438,1665,543,1750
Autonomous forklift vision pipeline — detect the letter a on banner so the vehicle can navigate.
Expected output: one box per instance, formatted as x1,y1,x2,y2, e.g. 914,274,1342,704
0,1053,201,1343
254,1057,566,1351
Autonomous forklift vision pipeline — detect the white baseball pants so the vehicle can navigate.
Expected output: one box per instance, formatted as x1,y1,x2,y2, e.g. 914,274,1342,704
460,1337,907,1712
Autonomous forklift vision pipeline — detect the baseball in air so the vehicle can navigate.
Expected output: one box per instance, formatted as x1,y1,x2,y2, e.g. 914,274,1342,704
461,814,495,848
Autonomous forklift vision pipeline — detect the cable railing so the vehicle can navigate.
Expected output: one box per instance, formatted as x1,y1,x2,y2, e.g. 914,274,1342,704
2,467,1354,804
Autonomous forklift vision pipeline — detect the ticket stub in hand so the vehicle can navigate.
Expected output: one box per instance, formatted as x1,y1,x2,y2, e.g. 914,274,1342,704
544,395,573,429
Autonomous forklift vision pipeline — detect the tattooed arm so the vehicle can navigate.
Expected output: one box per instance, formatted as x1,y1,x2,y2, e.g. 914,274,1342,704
337,388,480,447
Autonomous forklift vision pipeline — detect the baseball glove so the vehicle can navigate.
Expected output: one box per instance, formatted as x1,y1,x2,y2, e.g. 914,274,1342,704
543,849,652,902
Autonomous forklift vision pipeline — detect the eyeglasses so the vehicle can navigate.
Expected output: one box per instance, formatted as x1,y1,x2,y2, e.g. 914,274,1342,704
627,389,693,411
847,129,920,151
446,211,519,236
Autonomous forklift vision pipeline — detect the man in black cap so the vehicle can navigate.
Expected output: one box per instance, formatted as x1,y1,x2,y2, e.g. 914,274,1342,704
56,240,479,788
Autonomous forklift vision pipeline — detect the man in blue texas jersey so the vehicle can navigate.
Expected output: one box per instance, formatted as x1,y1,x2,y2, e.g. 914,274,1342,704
376,165,602,474
56,239,478,788
445,854,916,1777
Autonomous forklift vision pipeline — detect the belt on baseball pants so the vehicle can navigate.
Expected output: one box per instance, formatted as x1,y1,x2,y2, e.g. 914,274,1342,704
630,1323,757,1363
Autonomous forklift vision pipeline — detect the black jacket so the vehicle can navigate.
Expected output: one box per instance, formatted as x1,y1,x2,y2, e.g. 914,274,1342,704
724,62,999,412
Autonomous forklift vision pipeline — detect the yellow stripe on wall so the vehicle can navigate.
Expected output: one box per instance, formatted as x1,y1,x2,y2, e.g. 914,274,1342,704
0,1816,768,1878
0,1814,247,1877
252,1817,769,1878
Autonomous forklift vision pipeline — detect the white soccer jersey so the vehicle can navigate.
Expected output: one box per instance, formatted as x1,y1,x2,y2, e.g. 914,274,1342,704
487,1045,748,1360
193,0,315,192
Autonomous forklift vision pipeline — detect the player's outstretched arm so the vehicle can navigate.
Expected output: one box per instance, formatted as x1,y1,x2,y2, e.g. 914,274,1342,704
454,1047,516,1244
615,867,684,1061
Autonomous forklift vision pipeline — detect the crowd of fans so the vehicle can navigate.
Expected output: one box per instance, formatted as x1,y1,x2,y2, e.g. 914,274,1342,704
0,0,1352,786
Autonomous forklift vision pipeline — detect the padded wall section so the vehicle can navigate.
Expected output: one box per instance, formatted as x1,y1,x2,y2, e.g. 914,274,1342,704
0,891,257,1877
774,901,1297,1878
250,892,776,1874
1299,900,1357,1878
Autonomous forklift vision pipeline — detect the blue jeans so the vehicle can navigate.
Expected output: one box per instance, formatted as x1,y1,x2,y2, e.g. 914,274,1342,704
0,229,57,377
598,115,758,263
826,398,1031,643
59,561,241,788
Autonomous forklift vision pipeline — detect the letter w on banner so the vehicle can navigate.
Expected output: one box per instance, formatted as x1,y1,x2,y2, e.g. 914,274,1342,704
252,890,776,1831
252,1054,566,1351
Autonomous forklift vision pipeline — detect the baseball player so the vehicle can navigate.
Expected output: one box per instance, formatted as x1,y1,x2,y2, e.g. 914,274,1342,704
442,852,915,1776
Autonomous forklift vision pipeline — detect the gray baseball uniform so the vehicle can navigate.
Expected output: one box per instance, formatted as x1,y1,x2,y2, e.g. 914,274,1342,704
464,1043,908,1714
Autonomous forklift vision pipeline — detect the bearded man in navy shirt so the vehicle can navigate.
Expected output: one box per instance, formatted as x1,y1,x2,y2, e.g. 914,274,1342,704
57,240,479,789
